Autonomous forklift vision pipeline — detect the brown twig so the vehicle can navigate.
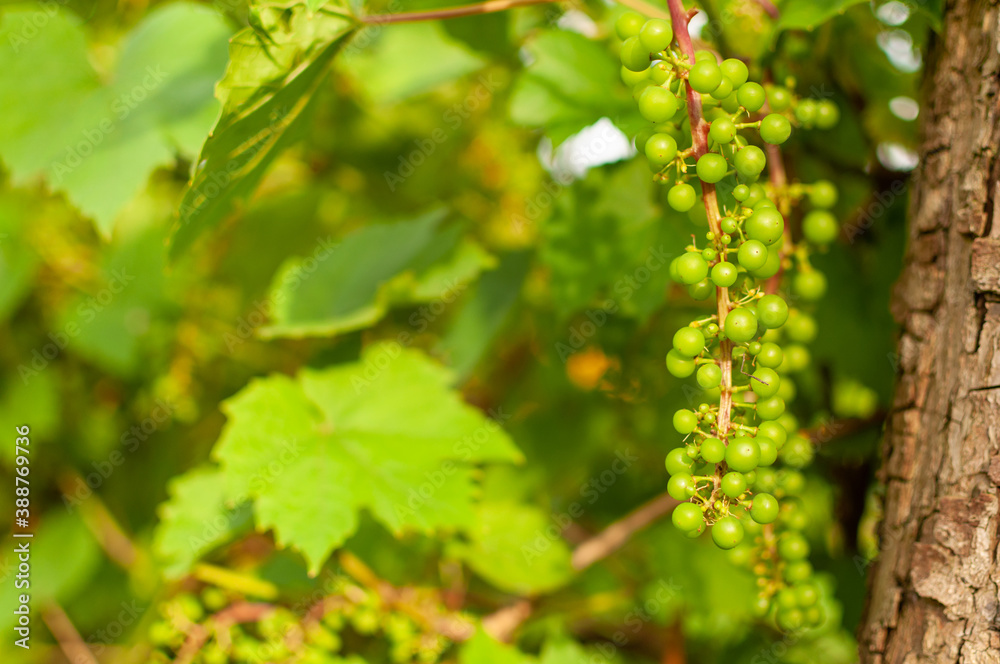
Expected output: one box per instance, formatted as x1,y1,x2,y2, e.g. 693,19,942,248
174,603,274,664
571,492,678,571
58,471,139,570
41,602,99,664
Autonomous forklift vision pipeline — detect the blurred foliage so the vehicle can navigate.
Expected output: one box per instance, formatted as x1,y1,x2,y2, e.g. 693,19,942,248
0,0,932,661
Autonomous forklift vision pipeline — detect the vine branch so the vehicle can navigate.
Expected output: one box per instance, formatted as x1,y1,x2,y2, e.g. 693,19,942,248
361,0,553,24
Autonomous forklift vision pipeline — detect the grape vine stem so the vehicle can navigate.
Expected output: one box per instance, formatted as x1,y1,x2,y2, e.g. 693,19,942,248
41,602,99,664
361,0,670,24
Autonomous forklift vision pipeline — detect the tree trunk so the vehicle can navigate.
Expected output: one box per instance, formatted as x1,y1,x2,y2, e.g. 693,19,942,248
858,2,1000,663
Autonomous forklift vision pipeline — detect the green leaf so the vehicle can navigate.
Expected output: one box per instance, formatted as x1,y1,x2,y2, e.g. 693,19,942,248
154,467,252,577
259,210,496,339
213,345,522,573
460,630,533,664
509,30,631,143
340,22,487,104
170,0,358,259
448,502,573,595
773,0,868,33
0,4,231,237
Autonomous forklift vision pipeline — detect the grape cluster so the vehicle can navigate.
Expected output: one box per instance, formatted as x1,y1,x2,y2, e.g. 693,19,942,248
615,10,841,632
148,578,453,663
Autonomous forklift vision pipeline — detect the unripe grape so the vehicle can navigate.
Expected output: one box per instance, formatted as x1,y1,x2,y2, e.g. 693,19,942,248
778,532,810,560
752,367,780,398
711,516,745,549
748,247,781,279
756,396,785,420
732,184,750,201
785,313,817,343
721,471,747,497
711,261,738,287
650,63,671,84
688,278,713,300
757,342,783,369
673,326,705,357
667,473,695,500
697,363,722,389
750,492,779,523
672,502,703,533
639,86,678,122
710,76,734,100
709,117,737,144
696,153,728,183
795,99,818,125
689,61,723,94
701,436,726,463
737,82,766,112
665,448,696,475
720,58,749,86
668,183,698,212
795,583,819,607
621,66,648,86
615,11,645,39
760,113,791,144
757,294,789,327
802,210,839,244
721,90,741,113
767,85,792,111
620,36,650,72
720,216,739,234
780,435,813,468
726,436,760,472
776,608,804,631
784,560,813,583
639,18,673,52
694,49,715,62
746,207,784,245
676,252,708,284
734,145,767,180
809,180,838,208
666,349,696,377
725,307,758,343
815,99,840,128
645,133,678,165
793,270,827,301
737,240,768,271
756,436,778,466
632,79,655,102
673,408,698,434
758,420,787,448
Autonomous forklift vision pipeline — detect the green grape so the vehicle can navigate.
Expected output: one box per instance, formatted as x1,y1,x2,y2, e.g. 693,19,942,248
749,245,781,279
672,502,703,532
710,76,734,100
785,313,818,343
795,99,818,125
732,184,750,201
751,367,780,398
724,307,758,342
756,436,777,466
673,326,705,357
737,240,768,271
744,183,768,207
645,133,678,165
756,396,785,420
776,376,797,401
778,532,810,560
720,58,749,86
750,492,779,524
620,36,650,72
697,363,722,388
665,447,696,475
676,252,708,284
780,435,813,468
711,261,738,287
666,349,696,377
805,606,826,627
721,90,741,113
784,560,813,583
767,86,792,111
705,322,720,337
726,437,760,472
754,467,779,492
802,209,839,244
748,341,762,355
689,61,723,94
688,278,714,300
615,11,645,39
639,18,673,52
795,583,819,607
776,607,804,631
668,183,698,212
760,113,791,144
815,99,840,128
709,117,737,143
734,145,767,180
737,82,766,112
696,153,728,183
632,79,656,102
621,66,648,87
702,247,718,261
757,343,783,369
793,270,827,301
639,86,679,122
757,294,789,327
694,49,715,62
711,516,745,549
745,207,784,245
701,437,726,463
752,595,772,617
667,473,695,500
758,421,787,448
721,471,747,497
720,216,738,233
673,408,698,434
650,63,671,84
809,180,838,208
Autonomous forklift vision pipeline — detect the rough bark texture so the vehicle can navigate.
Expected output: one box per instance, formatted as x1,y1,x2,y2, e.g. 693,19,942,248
858,2,1000,663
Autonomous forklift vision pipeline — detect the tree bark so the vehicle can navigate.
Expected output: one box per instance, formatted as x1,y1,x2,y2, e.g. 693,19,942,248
858,2,1000,663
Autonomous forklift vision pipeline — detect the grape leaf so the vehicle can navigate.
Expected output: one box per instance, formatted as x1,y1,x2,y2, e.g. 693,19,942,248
213,344,522,573
259,210,495,339
154,467,252,577
0,4,231,237
773,0,869,33
447,502,573,595
170,0,358,259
